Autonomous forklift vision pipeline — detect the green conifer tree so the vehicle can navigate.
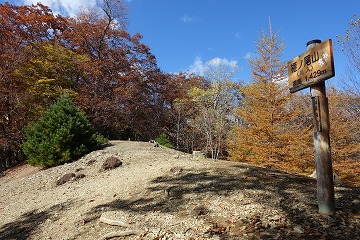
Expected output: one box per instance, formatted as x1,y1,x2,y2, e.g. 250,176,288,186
155,133,174,149
22,94,107,167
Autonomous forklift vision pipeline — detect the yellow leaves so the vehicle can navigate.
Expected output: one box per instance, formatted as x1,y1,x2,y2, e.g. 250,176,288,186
188,86,206,99
10,41,85,125
334,160,360,186
36,78,55,84
232,77,359,180
327,88,360,165
229,31,314,173
182,76,240,158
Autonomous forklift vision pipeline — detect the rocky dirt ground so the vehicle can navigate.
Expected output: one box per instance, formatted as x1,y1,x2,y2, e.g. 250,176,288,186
0,141,359,240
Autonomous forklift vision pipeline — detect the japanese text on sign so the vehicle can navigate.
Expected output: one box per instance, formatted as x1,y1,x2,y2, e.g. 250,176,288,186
288,39,335,93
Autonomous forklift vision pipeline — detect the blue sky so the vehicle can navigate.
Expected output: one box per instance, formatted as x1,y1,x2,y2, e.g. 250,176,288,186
3,0,359,85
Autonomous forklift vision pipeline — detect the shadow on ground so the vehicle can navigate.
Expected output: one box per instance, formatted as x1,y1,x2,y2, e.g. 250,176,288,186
90,163,360,239
0,200,75,240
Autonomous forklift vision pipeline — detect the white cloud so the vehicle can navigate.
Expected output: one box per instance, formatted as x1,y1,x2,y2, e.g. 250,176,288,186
244,52,255,60
181,13,196,23
188,57,238,76
207,57,237,68
189,56,205,76
23,0,97,17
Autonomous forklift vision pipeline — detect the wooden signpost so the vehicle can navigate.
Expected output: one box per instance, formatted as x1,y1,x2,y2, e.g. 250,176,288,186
288,39,335,93
288,39,335,214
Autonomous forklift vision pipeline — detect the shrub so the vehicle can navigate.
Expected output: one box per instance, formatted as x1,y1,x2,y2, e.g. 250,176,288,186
22,94,107,167
155,133,174,149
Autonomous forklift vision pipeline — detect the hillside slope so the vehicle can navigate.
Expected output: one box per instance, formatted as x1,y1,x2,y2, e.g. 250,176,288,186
0,141,359,239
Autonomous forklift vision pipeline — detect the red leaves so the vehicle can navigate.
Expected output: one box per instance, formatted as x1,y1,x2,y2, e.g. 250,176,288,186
0,2,205,170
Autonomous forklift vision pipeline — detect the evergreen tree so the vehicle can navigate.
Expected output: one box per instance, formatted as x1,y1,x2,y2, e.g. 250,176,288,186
155,133,174,149
22,94,107,167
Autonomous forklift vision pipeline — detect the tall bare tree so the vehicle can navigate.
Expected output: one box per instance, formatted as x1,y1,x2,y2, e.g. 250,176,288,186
187,60,240,159
337,15,360,95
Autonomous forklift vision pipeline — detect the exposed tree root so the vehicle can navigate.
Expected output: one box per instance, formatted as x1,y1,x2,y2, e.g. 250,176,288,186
98,213,141,239
99,215,131,227
98,230,138,240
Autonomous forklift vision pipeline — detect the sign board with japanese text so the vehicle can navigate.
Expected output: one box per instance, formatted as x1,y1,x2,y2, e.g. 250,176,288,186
288,39,335,93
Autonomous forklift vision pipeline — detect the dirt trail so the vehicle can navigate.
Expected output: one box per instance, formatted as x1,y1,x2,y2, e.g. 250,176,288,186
0,141,359,239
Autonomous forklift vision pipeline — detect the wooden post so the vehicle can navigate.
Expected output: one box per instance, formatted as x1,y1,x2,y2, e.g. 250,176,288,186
308,40,335,214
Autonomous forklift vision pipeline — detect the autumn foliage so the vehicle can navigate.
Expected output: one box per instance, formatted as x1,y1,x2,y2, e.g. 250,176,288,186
327,87,360,185
0,2,203,170
0,3,70,170
0,2,358,185
228,30,314,173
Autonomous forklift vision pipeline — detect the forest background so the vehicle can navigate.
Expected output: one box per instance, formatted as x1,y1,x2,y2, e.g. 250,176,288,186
0,1,359,185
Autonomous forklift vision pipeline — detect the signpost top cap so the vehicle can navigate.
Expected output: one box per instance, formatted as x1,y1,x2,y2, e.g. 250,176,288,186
307,39,322,46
